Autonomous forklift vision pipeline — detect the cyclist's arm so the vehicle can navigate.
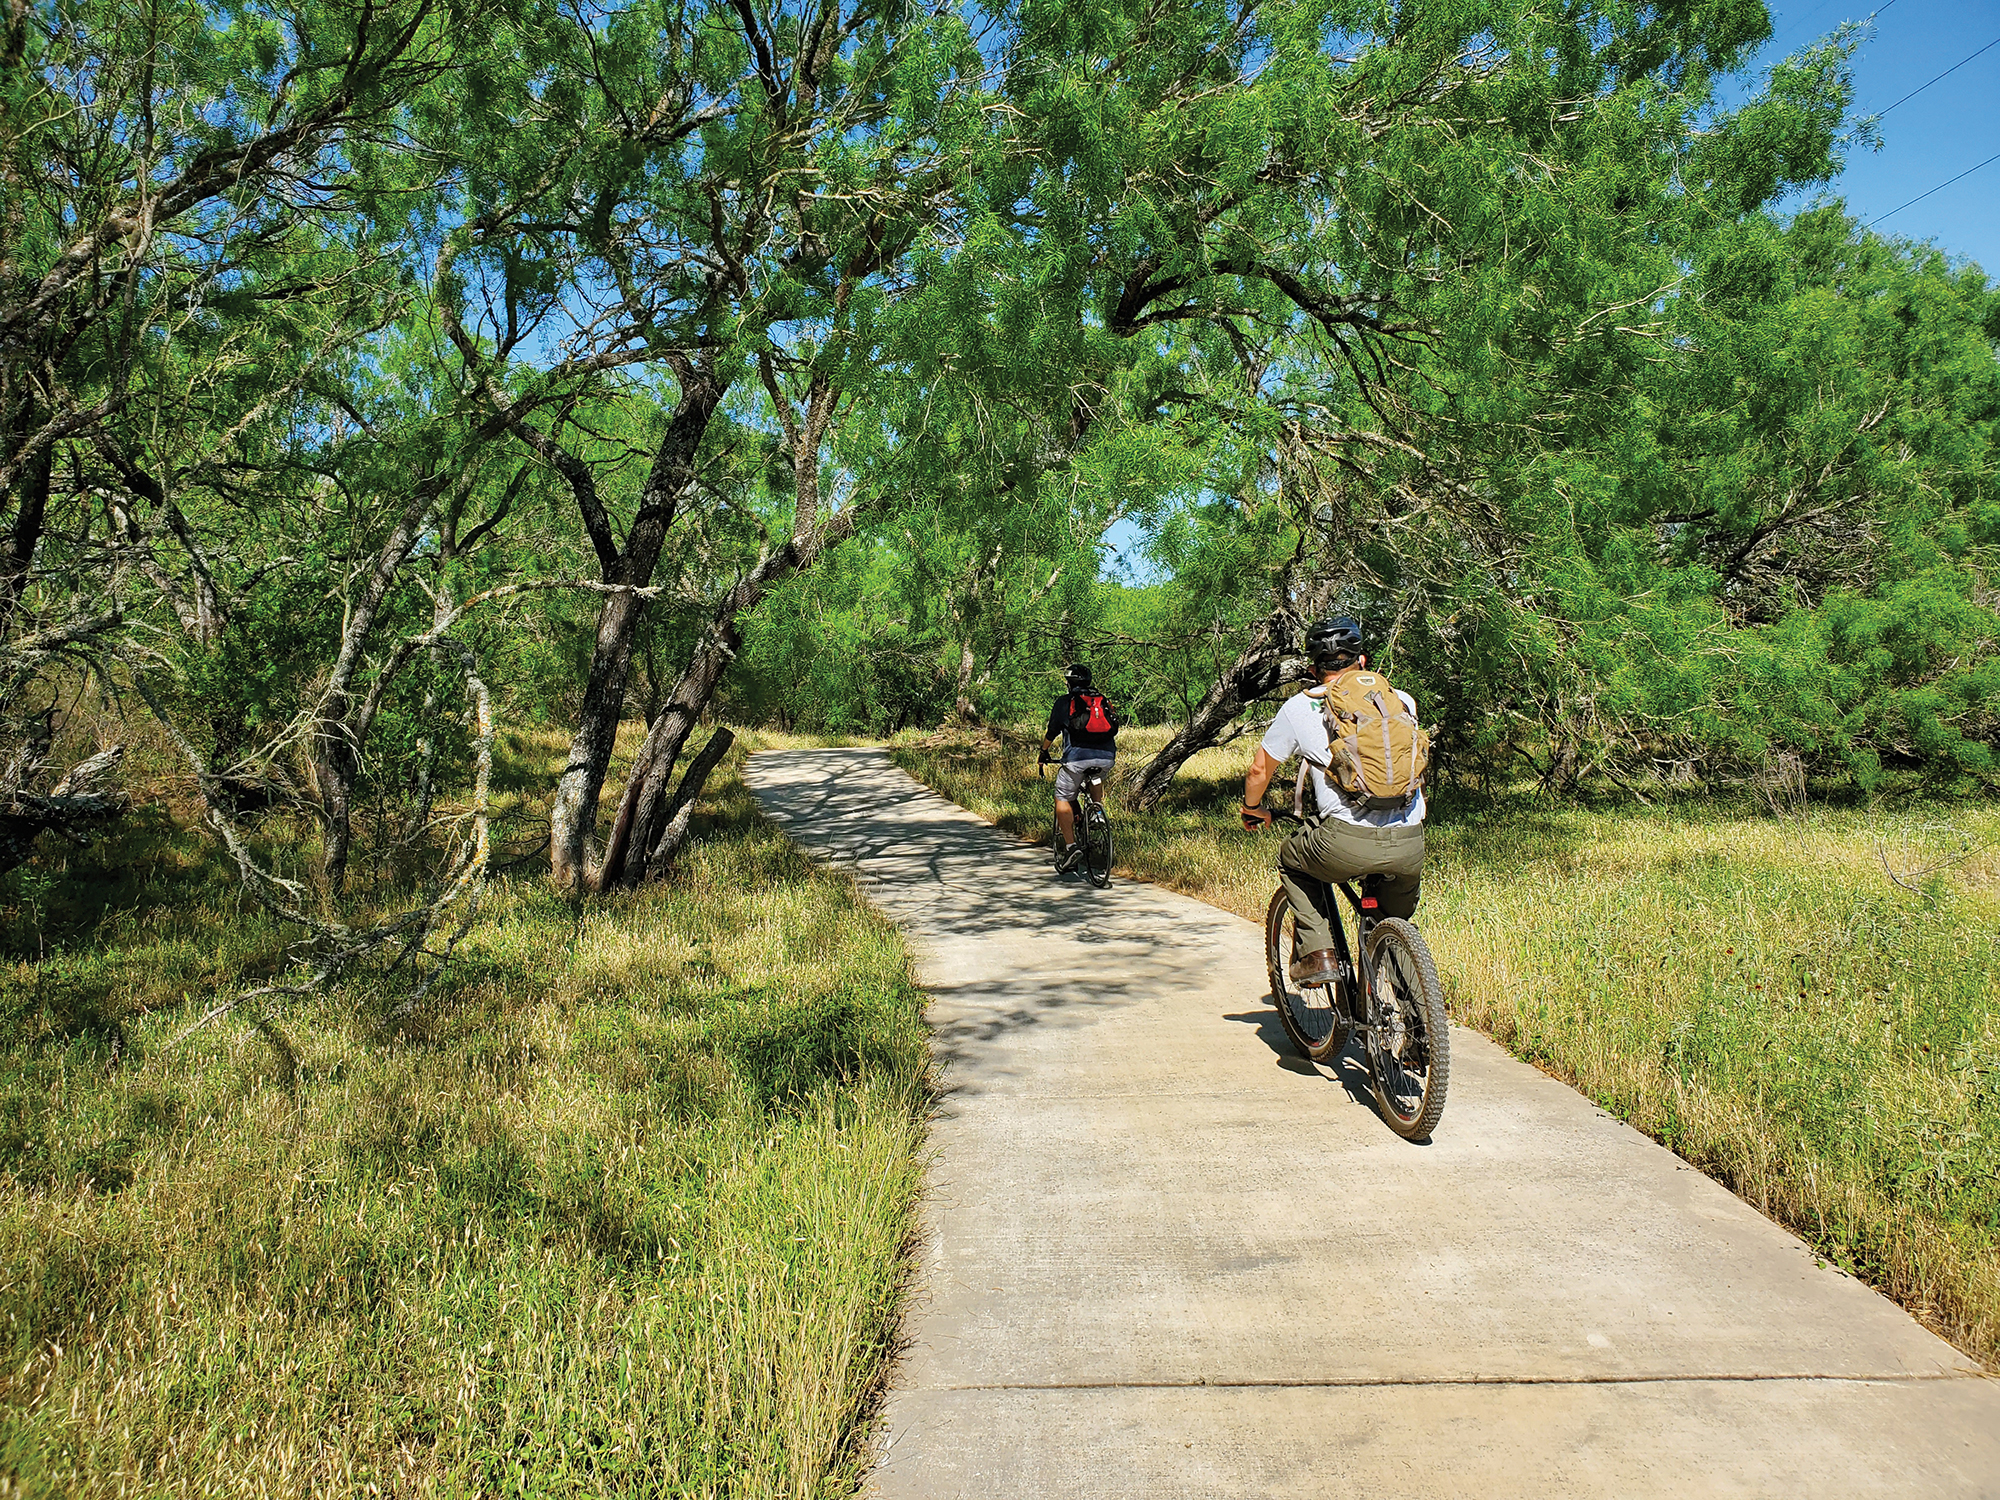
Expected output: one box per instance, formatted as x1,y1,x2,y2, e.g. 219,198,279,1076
1041,699,1068,762
1244,745,1281,807
1242,746,1281,826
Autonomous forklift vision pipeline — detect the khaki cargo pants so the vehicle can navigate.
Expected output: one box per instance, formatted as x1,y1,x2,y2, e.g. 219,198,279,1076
1277,816,1424,957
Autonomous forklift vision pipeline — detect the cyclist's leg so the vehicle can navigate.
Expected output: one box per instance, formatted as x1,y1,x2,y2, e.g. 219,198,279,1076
1371,865,1422,918
1052,761,1084,847
1277,862,1340,955
1353,825,1423,917
1280,818,1425,942
1057,758,1111,820
1085,758,1110,808
1276,822,1346,957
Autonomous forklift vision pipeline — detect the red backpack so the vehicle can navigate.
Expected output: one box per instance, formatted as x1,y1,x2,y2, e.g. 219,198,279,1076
1066,692,1121,738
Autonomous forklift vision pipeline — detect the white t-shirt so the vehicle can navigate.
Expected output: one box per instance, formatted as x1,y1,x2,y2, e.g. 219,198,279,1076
1260,683,1427,829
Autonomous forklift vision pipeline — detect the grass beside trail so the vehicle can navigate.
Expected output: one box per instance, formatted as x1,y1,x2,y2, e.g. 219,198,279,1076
1,730,928,1498
893,725,2000,1369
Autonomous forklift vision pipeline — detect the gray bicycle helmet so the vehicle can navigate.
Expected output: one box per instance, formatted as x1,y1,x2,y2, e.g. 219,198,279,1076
1304,616,1364,668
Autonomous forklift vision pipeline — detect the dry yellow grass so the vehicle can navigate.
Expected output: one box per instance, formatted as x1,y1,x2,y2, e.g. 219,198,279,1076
894,725,2000,1368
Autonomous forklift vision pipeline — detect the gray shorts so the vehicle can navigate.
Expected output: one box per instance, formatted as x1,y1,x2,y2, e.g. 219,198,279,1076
1055,755,1115,800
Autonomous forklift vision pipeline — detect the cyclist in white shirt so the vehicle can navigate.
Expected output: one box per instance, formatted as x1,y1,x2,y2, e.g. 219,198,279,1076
1238,617,1425,987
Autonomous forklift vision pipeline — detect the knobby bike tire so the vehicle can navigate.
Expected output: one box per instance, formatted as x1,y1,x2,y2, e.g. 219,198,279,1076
1084,802,1114,887
1363,917,1449,1140
1266,888,1348,1063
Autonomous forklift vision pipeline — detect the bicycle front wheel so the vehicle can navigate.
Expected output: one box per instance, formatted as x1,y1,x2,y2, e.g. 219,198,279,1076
1266,888,1347,1063
1363,918,1449,1140
1083,802,1114,887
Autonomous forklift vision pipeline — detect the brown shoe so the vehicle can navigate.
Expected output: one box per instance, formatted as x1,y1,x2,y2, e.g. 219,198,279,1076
1288,948,1341,987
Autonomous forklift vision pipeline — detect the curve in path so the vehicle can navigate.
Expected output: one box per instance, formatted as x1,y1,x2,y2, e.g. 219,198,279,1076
744,749,2000,1499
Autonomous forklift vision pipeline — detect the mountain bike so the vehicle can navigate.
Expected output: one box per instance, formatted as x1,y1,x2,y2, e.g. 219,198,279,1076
1262,808,1449,1140
1039,755,1115,888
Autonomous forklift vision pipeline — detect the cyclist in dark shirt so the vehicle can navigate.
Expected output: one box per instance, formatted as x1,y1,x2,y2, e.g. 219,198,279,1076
1040,664,1118,873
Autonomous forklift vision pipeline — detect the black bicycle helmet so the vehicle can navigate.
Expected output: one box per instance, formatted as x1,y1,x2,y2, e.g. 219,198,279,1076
1304,616,1364,668
1064,663,1093,690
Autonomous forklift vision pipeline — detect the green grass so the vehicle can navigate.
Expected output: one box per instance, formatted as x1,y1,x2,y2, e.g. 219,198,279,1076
893,724,2000,1369
0,729,929,1498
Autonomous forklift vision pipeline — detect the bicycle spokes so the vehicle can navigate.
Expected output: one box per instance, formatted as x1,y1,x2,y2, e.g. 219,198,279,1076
1082,800,1114,887
1363,919,1449,1140
1265,890,1350,1062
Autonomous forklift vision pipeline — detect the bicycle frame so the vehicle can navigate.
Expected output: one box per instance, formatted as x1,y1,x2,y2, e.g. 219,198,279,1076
1265,804,1386,1032
1313,873,1387,1034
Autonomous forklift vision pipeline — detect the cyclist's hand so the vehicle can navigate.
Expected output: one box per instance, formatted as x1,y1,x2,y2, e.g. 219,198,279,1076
1240,804,1274,832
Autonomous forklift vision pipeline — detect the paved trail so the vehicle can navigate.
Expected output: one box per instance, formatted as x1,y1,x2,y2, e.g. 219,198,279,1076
744,749,1999,1498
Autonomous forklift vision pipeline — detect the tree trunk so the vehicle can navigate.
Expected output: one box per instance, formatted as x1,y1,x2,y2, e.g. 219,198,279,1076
946,544,1000,723
640,726,734,879
549,369,727,889
309,476,446,893
312,719,357,888
598,613,737,888
952,638,980,722
0,434,51,637
584,361,855,890
547,584,646,887
1125,618,1307,810
599,502,861,888
0,744,126,876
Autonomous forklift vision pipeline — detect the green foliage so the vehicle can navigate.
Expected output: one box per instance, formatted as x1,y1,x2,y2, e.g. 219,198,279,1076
1522,211,2000,791
10,0,1992,850
697,0,1997,800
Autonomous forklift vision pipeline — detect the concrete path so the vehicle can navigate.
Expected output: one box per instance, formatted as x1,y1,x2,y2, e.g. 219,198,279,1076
744,749,2000,1498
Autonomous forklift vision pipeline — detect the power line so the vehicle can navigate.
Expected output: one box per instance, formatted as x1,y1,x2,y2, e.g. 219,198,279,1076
1770,0,1844,51
1874,32,2000,115
1769,0,1900,55
1867,148,2000,226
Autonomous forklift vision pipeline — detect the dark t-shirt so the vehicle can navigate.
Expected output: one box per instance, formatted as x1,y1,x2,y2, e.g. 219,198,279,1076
1047,693,1117,757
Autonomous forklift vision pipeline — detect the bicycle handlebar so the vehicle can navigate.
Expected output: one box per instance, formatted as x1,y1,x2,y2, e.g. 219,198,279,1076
1242,798,1301,830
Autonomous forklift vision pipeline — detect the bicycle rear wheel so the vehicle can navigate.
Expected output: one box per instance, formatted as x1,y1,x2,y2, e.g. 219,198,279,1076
1266,888,1348,1063
1083,800,1114,887
1363,918,1449,1140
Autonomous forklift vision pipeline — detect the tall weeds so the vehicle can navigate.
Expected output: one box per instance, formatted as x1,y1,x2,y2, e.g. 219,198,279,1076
1,733,929,1497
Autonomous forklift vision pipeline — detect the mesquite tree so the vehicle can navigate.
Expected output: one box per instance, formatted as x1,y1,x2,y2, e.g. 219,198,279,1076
1011,1,1870,803
424,0,998,888
0,0,477,870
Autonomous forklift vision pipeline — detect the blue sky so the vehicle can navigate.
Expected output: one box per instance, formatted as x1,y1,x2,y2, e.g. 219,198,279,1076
1758,0,2000,271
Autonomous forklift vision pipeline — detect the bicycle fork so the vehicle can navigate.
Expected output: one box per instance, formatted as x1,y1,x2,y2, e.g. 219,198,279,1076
1346,904,1428,1070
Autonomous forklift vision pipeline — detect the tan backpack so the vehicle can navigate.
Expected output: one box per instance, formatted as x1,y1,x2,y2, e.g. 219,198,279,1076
1315,669,1430,810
